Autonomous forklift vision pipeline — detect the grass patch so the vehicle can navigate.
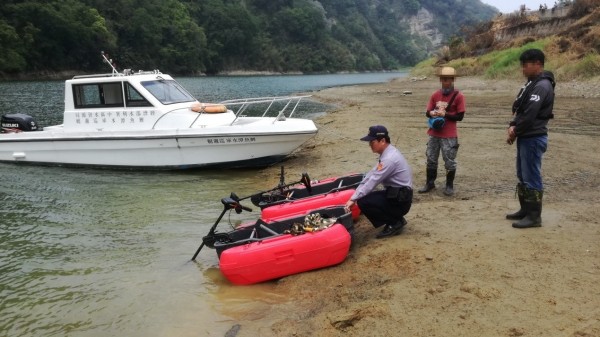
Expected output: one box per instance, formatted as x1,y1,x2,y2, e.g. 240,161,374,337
411,58,437,78
410,38,600,81
480,39,550,78
563,52,600,79
411,39,551,79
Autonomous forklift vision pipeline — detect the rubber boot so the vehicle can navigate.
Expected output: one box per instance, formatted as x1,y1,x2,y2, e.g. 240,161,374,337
506,183,526,220
418,168,437,193
443,170,456,196
512,189,543,228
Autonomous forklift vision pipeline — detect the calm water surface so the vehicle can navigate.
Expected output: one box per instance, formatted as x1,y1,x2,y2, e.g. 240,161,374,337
0,72,407,337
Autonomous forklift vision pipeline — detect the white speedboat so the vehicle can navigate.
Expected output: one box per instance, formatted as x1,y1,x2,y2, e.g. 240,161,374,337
0,55,317,169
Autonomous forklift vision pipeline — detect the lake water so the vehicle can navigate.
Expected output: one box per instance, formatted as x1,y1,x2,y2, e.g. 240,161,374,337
0,71,407,337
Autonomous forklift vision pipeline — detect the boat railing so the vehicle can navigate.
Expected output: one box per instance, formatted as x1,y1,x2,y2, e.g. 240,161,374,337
219,95,312,125
151,95,313,129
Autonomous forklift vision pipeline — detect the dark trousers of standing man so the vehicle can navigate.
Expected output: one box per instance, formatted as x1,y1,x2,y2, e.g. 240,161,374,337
357,188,412,228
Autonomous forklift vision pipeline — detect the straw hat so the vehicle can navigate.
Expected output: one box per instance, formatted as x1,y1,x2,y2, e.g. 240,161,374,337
438,66,457,78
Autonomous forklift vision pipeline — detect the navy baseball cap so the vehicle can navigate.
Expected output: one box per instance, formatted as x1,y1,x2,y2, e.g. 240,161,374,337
360,125,388,141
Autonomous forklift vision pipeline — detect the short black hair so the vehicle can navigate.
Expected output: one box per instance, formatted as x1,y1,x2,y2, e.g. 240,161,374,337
520,49,545,65
373,135,391,143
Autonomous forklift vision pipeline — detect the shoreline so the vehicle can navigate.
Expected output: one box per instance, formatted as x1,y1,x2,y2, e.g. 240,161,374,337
0,69,409,82
223,76,600,336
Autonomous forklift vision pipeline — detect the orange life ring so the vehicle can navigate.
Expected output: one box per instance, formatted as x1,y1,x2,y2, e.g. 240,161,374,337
191,103,227,113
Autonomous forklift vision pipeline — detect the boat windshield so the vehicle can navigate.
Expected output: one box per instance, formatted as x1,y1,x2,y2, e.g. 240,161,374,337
141,79,196,105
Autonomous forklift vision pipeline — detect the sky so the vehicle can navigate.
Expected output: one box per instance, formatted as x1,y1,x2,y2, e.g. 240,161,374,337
480,0,553,13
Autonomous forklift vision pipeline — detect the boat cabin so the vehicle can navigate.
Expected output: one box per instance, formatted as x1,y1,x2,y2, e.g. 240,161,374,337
59,71,234,132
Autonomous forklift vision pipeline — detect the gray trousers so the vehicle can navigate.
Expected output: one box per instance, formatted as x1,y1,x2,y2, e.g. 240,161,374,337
425,136,459,171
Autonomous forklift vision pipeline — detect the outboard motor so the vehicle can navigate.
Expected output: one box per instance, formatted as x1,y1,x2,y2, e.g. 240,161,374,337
1,113,41,133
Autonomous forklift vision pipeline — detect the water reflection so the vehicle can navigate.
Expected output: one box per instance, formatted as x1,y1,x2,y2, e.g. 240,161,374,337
0,72,407,336
0,163,272,336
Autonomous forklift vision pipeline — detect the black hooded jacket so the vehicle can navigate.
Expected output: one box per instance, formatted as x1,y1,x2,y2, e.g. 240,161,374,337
510,70,555,138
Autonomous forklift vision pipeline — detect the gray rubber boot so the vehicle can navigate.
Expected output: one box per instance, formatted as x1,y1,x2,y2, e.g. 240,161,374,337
443,170,456,196
418,168,437,193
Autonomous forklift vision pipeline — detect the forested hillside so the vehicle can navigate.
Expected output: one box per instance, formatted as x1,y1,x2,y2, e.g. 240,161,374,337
0,0,497,76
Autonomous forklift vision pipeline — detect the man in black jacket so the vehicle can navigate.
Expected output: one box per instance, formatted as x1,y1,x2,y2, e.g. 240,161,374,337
506,49,555,228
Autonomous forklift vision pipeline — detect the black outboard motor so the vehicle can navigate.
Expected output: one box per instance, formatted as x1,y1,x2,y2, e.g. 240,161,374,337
1,113,41,133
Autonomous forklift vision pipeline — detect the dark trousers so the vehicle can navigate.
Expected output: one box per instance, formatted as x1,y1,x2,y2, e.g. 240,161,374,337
357,190,412,228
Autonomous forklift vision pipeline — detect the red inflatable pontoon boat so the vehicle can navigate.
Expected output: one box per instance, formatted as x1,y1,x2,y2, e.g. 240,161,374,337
219,223,350,285
251,171,364,209
190,171,363,285
198,202,353,285
261,188,360,221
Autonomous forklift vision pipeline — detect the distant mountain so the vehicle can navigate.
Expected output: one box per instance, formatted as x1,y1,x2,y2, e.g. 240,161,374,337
0,0,497,76
413,0,600,80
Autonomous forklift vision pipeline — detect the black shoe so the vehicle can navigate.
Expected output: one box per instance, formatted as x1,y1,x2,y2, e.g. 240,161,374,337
506,183,526,220
443,170,456,196
399,217,407,227
443,185,454,196
418,183,435,193
512,212,542,228
418,168,437,193
512,218,542,228
376,223,404,239
506,208,526,220
512,189,543,229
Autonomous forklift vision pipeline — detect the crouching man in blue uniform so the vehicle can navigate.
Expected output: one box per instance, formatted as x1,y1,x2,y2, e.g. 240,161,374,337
345,125,414,238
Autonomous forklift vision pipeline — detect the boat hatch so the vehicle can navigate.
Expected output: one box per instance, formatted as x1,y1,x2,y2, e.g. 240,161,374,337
142,79,196,105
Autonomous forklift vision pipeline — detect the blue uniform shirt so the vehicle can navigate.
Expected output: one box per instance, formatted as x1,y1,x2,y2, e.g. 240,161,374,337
351,144,413,201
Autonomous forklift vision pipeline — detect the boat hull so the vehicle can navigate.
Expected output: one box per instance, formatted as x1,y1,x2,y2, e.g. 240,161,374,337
218,223,351,285
1,69,319,169
0,125,316,169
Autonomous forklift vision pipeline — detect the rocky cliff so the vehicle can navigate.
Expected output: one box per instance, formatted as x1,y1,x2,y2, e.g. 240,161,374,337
492,6,572,43
407,8,444,50
462,0,600,58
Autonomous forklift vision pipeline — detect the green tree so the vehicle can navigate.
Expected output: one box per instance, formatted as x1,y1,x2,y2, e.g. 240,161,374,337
0,0,498,75
0,19,26,72
403,0,421,14
86,0,206,73
272,5,327,43
186,0,259,73
3,0,115,71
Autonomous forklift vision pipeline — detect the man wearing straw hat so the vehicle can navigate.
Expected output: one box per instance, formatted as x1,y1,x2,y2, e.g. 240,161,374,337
417,66,466,196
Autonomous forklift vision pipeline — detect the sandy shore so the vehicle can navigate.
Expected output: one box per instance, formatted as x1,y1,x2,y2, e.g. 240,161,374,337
223,76,600,337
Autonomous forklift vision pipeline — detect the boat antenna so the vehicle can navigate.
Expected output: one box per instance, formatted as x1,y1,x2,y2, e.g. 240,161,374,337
101,51,119,75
